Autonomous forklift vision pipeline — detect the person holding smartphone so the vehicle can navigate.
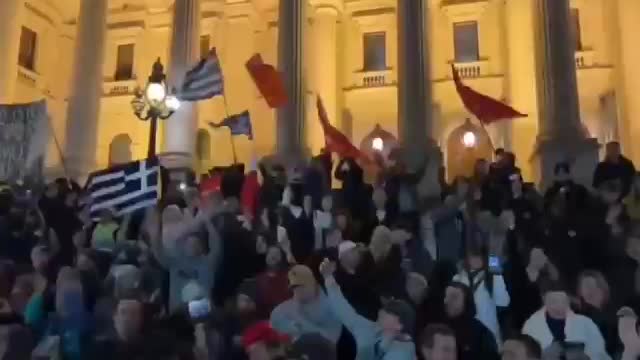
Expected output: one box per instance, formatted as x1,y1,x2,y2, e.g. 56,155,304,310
452,243,510,345
522,282,611,360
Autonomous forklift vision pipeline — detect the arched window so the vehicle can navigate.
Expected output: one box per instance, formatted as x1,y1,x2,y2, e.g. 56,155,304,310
196,129,211,161
109,134,132,165
446,119,492,181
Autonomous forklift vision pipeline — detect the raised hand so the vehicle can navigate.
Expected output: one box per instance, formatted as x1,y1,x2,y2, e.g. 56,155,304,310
529,248,548,272
319,258,336,278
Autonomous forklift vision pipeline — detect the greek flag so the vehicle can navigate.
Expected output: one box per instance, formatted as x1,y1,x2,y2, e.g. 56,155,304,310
86,158,160,218
209,111,253,140
178,48,224,101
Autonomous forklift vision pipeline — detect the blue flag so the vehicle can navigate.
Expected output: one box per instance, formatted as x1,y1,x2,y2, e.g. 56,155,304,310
209,111,253,140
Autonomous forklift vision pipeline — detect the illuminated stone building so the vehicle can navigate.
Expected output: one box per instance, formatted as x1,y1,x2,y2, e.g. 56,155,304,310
1,0,638,186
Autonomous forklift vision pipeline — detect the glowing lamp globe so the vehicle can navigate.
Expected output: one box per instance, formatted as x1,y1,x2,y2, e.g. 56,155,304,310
372,137,384,151
165,95,181,111
145,82,166,106
462,131,476,148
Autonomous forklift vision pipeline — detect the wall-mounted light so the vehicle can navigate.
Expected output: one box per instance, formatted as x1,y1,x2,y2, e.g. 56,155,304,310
462,131,477,148
372,137,384,151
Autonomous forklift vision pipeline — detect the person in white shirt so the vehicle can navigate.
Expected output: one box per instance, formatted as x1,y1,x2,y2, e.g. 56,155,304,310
453,243,510,345
313,195,334,250
522,283,610,360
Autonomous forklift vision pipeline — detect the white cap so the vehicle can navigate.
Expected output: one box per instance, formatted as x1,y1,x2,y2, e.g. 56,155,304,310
338,241,358,258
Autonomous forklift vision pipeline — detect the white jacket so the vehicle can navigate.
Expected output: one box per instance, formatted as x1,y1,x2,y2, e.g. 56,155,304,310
522,308,611,360
453,270,510,345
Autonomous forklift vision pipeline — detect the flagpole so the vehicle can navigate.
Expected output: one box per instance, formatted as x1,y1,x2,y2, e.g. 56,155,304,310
220,94,238,164
214,49,238,165
475,117,496,153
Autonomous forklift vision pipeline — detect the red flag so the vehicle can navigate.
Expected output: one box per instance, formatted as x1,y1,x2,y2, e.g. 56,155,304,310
241,170,260,218
199,174,221,197
246,54,288,108
452,64,527,124
317,96,370,163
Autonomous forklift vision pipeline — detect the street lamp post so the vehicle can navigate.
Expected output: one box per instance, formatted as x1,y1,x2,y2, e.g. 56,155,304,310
131,58,180,158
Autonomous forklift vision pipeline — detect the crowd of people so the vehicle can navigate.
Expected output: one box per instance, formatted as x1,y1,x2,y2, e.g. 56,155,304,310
1,141,640,360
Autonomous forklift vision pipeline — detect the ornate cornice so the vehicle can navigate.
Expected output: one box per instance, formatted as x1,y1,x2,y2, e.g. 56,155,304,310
440,0,489,22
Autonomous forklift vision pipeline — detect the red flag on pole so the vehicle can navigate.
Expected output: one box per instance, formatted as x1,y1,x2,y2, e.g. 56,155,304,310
241,170,260,218
246,54,288,108
451,64,527,124
316,96,370,163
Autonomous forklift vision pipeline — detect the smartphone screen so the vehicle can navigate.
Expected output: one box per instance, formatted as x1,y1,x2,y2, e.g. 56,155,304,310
488,256,502,274
188,298,211,320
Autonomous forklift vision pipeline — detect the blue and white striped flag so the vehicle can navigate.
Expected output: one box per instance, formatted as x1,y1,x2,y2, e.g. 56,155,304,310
86,158,160,219
178,48,224,101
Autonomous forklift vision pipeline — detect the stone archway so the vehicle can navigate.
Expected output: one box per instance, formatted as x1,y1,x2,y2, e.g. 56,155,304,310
359,124,398,162
109,134,132,165
446,119,493,181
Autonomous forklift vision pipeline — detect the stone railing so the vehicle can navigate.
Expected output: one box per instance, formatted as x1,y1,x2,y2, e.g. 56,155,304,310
352,69,393,89
453,60,489,78
363,73,386,87
17,67,39,88
575,50,594,69
103,79,138,96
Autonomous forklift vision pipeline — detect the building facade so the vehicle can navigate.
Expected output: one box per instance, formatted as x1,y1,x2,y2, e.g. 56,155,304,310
1,0,638,184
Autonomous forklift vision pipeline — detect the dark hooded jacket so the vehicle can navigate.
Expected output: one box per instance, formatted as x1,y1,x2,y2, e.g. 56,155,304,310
442,282,500,360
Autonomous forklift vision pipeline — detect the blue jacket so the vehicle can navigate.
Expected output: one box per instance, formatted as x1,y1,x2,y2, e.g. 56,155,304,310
325,279,416,360
270,291,342,344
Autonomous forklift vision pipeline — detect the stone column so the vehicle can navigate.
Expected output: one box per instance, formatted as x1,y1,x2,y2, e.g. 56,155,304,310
309,3,338,154
164,0,200,168
533,0,598,190
277,0,306,160
397,0,440,196
536,0,583,139
397,0,434,162
63,0,108,179
0,0,25,103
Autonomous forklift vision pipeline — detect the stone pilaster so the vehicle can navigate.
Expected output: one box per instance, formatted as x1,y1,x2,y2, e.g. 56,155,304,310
611,0,640,163
63,0,108,179
0,0,25,103
309,3,339,154
504,0,540,180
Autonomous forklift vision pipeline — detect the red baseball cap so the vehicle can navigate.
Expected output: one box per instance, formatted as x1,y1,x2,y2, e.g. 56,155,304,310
242,321,290,350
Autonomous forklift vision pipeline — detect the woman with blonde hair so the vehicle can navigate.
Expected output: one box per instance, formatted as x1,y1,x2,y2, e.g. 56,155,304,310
576,270,618,355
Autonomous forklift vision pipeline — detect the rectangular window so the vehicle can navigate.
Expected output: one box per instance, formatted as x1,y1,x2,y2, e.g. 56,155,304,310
200,35,211,59
363,32,386,71
453,21,479,63
570,8,583,51
115,44,135,81
18,27,37,71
